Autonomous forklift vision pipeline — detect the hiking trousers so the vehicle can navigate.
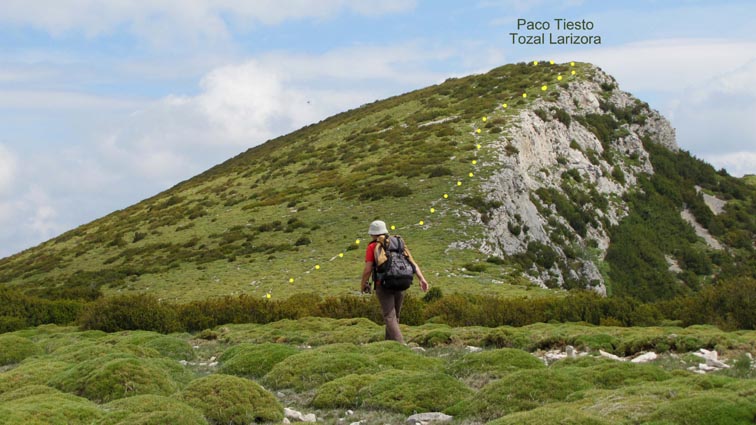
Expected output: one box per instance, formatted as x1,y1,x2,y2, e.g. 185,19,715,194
375,285,405,343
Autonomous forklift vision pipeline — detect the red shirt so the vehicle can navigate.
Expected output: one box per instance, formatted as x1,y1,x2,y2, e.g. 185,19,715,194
365,241,379,262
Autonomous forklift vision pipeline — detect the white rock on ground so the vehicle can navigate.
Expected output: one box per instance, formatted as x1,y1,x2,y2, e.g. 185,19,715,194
406,412,453,423
631,352,658,363
284,408,317,422
599,350,625,361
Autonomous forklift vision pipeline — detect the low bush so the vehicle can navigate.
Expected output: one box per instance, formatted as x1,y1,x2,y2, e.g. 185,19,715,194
142,336,195,361
48,354,191,403
647,394,756,425
310,373,379,409
263,341,439,391
488,405,611,425
449,368,592,421
554,361,670,389
0,359,70,395
361,370,472,415
219,343,299,378
78,294,180,333
98,394,206,425
312,370,471,415
0,391,103,424
447,348,545,379
181,374,284,424
0,335,41,365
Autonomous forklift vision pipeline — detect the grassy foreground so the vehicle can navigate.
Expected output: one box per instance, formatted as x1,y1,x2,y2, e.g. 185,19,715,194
1,318,755,424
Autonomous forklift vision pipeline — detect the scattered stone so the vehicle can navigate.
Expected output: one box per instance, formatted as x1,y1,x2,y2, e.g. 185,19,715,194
411,346,426,353
406,412,453,423
346,410,354,416
465,346,483,353
283,418,291,424
284,408,317,423
277,391,286,398
566,345,575,358
631,352,658,363
599,350,625,361
349,421,363,425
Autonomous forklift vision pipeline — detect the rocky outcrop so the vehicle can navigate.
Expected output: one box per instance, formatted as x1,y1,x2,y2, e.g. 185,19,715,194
476,65,678,291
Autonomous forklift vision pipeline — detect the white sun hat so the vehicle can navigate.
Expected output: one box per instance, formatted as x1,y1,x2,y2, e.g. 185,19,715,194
368,220,389,235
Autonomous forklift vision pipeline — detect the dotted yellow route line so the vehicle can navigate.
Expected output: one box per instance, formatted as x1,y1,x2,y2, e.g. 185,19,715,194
262,61,578,299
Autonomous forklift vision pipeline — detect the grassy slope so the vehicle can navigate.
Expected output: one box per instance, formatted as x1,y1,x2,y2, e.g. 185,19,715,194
1,320,755,424
0,62,581,302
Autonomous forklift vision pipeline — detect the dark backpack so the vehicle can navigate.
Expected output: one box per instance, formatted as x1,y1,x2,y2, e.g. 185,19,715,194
374,236,415,291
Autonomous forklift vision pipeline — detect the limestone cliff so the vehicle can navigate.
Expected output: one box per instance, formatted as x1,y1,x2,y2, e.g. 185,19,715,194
475,65,678,292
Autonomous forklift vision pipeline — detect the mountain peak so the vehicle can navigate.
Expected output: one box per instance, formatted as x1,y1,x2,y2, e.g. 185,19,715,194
1,61,753,303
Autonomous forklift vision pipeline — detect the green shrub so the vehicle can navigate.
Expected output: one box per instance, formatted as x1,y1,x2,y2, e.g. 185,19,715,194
488,405,611,425
0,360,70,394
97,394,206,425
78,294,180,333
449,368,592,420
48,354,189,403
0,335,41,365
219,343,299,378
0,392,103,425
263,345,372,390
647,395,756,425
448,348,545,378
142,336,195,361
0,384,61,402
557,362,670,389
49,341,160,363
181,374,283,424
311,373,380,409
263,341,439,390
361,370,472,415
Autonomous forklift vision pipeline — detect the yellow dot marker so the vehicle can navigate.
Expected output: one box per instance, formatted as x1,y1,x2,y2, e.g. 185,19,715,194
430,208,435,213
502,103,508,108
443,193,449,199
557,75,563,81
419,220,424,225
469,172,474,177
355,239,360,245
289,278,294,283
266,293,271,299
571,70,576,75
533,60,538,66
541,85,548,91
457,181,462,186
472,160,477,165
475,128,481,134
476,144,481,149
338,253,344,258
315,265,320,270
522,93,527,98
570,61,575,66
549,60,554,65
482,116,487,122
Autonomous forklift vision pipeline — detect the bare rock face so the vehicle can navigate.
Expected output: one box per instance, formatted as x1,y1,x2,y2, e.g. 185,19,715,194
476,65,678,292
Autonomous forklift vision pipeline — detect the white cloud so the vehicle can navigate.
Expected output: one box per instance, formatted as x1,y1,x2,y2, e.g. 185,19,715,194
0,0,416,41
0,144,17,195
702,152,756,178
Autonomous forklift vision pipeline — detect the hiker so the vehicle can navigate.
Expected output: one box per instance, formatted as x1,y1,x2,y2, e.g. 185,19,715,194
360,220,429,343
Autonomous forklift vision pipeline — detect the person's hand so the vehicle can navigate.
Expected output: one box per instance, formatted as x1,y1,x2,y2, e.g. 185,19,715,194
361,282,371,294
420,280,429,292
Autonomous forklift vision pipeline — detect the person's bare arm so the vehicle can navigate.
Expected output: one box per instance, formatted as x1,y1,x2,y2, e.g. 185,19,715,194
361,261,373,293
404,247,429,292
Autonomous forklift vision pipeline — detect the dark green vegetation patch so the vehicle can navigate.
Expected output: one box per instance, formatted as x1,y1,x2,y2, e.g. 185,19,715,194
180,374,284,424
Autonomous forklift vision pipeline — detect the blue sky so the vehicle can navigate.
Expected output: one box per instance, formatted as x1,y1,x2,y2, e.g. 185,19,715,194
1,0,755,258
